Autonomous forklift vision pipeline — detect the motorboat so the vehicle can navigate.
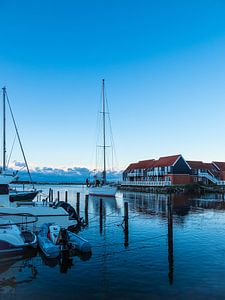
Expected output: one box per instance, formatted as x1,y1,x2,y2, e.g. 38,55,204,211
0,219,37,255
0,202,77,232
38,223,91,258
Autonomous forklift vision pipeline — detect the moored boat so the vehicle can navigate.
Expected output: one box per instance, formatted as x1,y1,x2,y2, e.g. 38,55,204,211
0,219,37,255
89,185,117,197
88,80,117,197
9,190,39,202
38,223,91,259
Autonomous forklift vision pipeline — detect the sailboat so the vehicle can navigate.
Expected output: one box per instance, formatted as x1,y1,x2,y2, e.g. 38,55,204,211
1,87,38,202
88,79,117,197
0,88,17,185
0,88,77,230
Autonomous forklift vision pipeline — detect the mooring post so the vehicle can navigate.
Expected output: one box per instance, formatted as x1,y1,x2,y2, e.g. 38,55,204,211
124,201,129,247
57,191,60,202
76,192,80,217
51,189,54,202
100,198,103,234
167,194,174,285
77,192,80,202
65,191,68,203
48,188,51,202
85,194,89,225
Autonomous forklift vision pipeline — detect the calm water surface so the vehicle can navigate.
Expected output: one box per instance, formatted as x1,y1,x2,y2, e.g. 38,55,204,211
1,185,225,300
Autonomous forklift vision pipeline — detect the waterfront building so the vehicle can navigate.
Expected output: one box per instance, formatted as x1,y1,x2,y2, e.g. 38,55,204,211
123,155,225,186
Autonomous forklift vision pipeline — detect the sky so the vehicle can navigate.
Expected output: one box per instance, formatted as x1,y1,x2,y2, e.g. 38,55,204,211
1,0,225,171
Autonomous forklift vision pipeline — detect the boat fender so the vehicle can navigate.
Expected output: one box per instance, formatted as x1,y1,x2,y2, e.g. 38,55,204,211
54,201,79,221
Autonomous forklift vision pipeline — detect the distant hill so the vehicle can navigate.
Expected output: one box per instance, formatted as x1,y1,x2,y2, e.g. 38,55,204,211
11,165,122,184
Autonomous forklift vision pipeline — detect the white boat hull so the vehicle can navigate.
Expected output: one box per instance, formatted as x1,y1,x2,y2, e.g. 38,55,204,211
0,220,37,255
88,185,117,197
0,206,76,232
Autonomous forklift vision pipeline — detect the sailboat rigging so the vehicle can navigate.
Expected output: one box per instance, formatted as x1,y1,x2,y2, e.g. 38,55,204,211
88,79,117,197
1,87,38,202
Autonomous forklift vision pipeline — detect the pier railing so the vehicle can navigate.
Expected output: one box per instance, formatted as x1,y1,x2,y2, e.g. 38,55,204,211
120,181,172,187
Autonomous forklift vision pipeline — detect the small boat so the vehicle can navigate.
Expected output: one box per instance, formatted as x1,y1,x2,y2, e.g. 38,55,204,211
9,190,39,203
0,219,37,255
38,223,91,259
88,80,117,197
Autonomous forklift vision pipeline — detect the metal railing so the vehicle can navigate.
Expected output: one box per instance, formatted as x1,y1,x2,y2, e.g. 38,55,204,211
121,181,172,187
147,171,166,176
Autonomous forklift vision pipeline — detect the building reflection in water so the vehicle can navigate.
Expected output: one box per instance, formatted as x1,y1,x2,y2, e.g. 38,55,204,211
167,195,173,285
122,190,225,285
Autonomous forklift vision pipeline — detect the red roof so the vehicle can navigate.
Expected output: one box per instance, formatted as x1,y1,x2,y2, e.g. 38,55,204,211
124,154,181,171
135,159,155,169
187,161,219,176
213,162,225,171
153,155,181,167
124,162,140,172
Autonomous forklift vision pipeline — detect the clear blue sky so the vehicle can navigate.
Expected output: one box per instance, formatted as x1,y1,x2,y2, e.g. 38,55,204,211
1,0,225,170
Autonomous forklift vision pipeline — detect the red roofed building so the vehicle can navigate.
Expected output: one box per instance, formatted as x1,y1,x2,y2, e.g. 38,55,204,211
123,154,191,185
123,155,225,186
187,161,219,184
212,162,225,181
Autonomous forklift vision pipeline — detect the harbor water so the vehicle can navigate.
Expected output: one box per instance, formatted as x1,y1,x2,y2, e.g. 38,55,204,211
1,185,225,299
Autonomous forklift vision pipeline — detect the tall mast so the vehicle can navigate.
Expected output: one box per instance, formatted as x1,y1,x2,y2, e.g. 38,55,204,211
2,87,6,172
102,79,106,184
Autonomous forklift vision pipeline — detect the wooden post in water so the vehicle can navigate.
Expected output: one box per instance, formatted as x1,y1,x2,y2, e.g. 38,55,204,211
85,194,89,225
76,192,80,217
77,192,80,202
48,188,51,202
167,194,174,285
65,191,68,203
99,198,103,234
57,191,60,202
124,201,129,247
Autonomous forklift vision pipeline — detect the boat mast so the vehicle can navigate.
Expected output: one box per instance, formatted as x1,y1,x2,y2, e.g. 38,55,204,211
2,87,6,172
102,79,106,184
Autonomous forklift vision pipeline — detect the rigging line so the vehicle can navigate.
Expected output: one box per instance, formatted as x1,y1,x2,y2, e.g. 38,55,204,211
105,96,119,169
5,92,34,189
6,133,17,168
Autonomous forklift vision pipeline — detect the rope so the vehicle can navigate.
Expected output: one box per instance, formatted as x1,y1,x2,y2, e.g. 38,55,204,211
7,133,17,168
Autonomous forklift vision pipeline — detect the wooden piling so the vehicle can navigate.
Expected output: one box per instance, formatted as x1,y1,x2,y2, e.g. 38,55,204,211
57,191,60,202
76,192,80,217
48,188,51,202
65,191,68,203
85,194,89,225
167,194,174,285
77,192,80,202
124,201,129,247
99,198,103,234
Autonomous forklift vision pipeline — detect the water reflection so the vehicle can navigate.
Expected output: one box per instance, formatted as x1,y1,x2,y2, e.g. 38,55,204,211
0,249,37,296
2,186,225,299
123,191,225,218
167,196,173,285
40,250,92,274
